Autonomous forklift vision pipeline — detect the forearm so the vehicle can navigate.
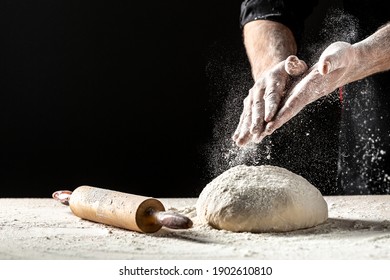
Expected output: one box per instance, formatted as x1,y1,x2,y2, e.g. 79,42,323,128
243,20,297,80
351,22,390,82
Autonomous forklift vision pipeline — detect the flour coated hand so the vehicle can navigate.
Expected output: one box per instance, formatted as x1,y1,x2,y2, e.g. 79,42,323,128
264,42,356,135
232,55,307,146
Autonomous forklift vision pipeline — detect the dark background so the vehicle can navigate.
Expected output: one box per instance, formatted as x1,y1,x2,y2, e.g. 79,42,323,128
1,0,342,198
1,0,249,198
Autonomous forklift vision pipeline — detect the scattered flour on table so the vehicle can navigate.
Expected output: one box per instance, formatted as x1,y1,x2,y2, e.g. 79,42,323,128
196,165,328,232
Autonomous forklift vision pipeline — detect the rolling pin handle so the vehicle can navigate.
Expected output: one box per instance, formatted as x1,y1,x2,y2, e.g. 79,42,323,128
52,190,73,206
149,209,193,230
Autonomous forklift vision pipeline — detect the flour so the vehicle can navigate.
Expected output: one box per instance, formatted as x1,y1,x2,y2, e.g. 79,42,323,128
196,165,328,232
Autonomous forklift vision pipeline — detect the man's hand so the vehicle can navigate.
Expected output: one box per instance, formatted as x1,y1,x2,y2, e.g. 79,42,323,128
232,55,307,146
233,21,390,147
263,42,356,136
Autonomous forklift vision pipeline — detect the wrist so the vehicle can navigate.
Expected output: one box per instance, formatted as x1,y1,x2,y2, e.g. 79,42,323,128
243,20,297,80
351,24,390,80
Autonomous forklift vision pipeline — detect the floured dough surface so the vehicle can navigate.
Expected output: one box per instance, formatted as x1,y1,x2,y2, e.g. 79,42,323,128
196,165,328,232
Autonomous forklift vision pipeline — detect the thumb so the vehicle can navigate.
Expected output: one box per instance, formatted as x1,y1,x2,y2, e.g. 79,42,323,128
318,42,353,75
284,55,308,76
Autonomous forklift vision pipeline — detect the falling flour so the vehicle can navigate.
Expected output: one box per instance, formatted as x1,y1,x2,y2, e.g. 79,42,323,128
196,165,328,232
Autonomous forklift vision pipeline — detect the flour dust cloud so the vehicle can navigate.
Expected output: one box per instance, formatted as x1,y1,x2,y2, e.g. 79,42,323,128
203,8,389,195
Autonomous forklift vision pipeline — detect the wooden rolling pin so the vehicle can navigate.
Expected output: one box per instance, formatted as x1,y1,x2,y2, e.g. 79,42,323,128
52,185,193,233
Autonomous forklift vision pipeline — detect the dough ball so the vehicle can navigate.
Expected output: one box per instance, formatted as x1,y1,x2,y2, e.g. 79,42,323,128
196,165,328,232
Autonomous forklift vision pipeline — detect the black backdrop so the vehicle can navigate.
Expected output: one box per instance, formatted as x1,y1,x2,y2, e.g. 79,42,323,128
2,1,343,198
2,1,248,198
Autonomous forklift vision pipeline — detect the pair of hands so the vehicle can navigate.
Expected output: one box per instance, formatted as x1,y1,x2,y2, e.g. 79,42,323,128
233,41,355,147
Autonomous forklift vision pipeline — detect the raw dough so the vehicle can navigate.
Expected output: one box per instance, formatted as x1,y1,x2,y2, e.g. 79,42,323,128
196,165,328,232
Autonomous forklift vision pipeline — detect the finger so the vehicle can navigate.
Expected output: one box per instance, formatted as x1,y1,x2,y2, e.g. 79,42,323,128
263,74,288,122
236,113,253,146
264,91,306,135
252,133,265,144
318,55,333,75
233,97,253,146
232,96,249,142
263,88,283,122
285,55,308,76
249,89,265,135
232,110,245,141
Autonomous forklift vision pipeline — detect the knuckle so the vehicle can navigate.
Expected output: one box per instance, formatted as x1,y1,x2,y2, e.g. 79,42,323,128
252,99,263,109
243,95,251,106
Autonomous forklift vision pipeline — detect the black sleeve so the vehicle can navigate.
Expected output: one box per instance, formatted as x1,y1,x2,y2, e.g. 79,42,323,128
240,0,319,39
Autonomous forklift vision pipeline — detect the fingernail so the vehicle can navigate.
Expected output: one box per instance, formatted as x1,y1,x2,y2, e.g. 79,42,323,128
320,61,331,75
